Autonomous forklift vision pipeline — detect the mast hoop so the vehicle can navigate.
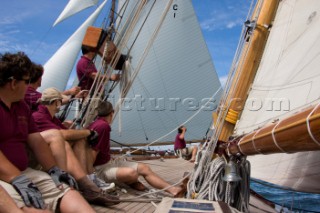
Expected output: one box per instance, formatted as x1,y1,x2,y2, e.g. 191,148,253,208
306,102,320,147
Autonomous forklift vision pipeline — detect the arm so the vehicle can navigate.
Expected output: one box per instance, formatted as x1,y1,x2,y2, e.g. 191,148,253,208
59,129,91,141
179,127,186,140
61,86,81,105
0,151,46,209
0,151,21,182
62,86,81,96
0,186,23,213
27,133,56,171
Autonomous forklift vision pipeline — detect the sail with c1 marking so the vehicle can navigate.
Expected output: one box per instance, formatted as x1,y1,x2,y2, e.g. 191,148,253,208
107,0,222,146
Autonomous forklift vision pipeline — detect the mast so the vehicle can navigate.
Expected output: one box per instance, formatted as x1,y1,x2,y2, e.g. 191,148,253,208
217,0,279,142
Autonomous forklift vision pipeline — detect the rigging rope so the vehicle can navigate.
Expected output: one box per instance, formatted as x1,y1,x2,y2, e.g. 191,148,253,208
187,156,250,212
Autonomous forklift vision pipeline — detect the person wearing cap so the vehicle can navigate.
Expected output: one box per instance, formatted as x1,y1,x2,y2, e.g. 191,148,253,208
0,52,95,212
86,100,185,197
32,87,119,206
24,63,82,113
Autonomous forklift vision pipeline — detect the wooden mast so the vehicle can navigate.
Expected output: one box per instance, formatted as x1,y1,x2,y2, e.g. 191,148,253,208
216,0,279,142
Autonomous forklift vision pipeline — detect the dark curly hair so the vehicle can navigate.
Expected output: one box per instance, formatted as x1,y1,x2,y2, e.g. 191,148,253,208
30,63,44,83
0,52,32,87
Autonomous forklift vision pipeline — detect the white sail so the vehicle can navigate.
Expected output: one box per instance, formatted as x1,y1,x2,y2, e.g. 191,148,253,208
234,0,320,193
53,0,99,27
109,0,222,146
41,0,108,92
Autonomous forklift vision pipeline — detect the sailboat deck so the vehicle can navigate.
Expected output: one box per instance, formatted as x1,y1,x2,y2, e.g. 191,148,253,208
92,157,193,213
91,157,276,213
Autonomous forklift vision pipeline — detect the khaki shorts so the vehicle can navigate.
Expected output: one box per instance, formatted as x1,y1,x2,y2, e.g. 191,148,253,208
176,146,194,157
94,160,138,182
0,168,69,211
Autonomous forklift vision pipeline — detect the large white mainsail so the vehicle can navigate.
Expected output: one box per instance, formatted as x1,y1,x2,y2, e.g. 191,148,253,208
233,0,320,193
40,0,108,92
53,0,99,27
109,0,222,146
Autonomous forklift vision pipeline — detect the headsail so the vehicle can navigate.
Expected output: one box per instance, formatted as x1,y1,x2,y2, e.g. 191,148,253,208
233,0,320,193
53,0,99,27
41,0,108,92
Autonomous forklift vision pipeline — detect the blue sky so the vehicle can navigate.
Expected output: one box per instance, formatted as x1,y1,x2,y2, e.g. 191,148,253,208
0,0,251,87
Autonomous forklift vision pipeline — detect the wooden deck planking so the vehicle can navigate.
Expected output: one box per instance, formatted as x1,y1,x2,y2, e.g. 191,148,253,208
92,157,194,213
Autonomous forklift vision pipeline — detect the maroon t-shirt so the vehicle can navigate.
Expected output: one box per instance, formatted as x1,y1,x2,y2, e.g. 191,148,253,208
87,117,111,166
174,133,186,150
0,100,39,171
32,105,67,131
76,56,97,90
24,86,42,112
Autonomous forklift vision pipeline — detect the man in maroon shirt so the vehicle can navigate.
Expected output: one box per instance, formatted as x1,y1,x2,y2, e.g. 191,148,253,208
76,46,121,91
24,63,81,112
87,101,184,197
174,126,198,162
33,87,119,206
0,52,95,212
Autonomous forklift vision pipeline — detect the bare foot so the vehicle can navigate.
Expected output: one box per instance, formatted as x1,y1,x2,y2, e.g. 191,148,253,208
169,186,182,197
173,185,187,198
189,158,195,163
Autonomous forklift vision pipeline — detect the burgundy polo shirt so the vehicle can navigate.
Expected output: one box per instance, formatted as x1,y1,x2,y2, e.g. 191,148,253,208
174,133,186,150
24,86,42,112
87,117,111,166
76,56,97,90
32,105,67,131
0,100,39,171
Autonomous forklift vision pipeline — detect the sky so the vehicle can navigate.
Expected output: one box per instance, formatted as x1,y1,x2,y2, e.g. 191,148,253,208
0,0,252,87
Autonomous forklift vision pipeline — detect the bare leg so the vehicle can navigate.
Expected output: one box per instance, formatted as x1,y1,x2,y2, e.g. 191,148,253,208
137,164,182,196
86,148,96,174
40,130,67,170
64,142,87,180
71,139,88,172
0,185,23,213
189,146,198,163
115,167,139,184
59,190,95,213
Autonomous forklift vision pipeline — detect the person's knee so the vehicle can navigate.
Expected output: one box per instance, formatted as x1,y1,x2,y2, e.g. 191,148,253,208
138,163,152,175
127,169,139,180
41,129,64,144
118,168,139,183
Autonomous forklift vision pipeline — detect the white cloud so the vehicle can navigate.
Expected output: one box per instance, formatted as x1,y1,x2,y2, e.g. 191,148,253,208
199,2,250,31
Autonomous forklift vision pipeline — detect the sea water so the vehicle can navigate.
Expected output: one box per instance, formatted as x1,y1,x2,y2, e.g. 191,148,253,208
250,179,320,213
